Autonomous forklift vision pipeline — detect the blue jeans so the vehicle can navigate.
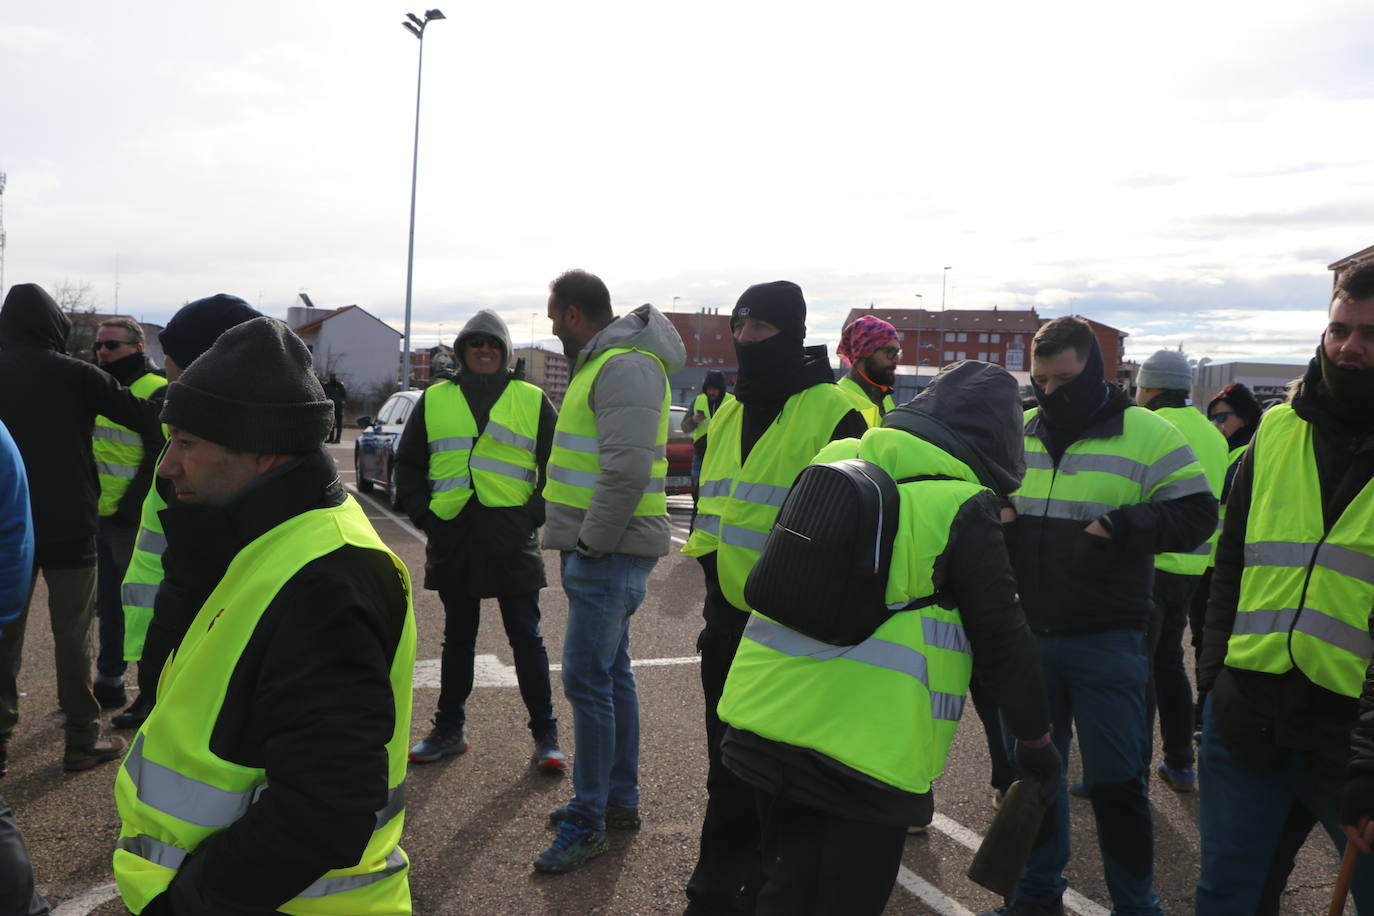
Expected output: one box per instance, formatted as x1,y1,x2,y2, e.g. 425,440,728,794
1197,698,1374,914
95,518,137,681
1012,629,1161,915
559,551,656,831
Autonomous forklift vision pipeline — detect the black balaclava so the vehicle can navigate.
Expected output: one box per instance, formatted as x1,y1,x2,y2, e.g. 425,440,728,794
731,282,807,408
1032,334,1109,436
1318,341,1374,429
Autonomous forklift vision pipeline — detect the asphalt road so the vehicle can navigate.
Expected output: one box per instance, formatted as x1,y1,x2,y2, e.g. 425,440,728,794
7,433,1355,914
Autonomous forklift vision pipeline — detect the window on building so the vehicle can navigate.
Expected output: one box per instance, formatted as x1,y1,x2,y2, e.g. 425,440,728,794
1013,335,1024,346
978,352,988,361
991,333,1001,343
945,332,956,342
957,351,967,360
957,332,968,342
1006,349,1024,371
978,333,989,343
989,352,1001,362
943,350,955,361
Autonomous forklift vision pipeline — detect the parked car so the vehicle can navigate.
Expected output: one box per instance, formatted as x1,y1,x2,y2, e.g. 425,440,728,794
666,404,694,496
354,389,420,509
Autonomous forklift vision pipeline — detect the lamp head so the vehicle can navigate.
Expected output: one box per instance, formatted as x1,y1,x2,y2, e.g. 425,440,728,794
425,9,446,20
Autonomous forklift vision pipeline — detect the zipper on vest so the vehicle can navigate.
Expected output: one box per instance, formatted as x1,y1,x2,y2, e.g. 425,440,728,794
1286,529,1329,670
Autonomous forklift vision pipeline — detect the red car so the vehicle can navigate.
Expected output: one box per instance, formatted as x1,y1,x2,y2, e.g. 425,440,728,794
666,404,694,495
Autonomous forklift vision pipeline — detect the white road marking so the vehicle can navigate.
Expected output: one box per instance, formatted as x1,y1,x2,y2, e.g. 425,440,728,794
414,653,700,689
922,813,1110,916
344,484,427,546
52,882,119,915
895,867,975,916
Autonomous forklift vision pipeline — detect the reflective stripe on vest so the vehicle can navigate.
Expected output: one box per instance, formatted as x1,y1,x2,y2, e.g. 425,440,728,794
543,346,670,517
719,427,985,795
121,443,170,662
1012,406,1211,525
1153,405,1228,576
95,372,165,517
424,380,541,520
1225,404,1374,697
114,496,416,915
682,383,858,611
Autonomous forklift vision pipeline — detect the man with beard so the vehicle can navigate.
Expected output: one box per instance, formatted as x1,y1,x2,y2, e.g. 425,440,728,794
91,318,167,711
987,316,1215,916
536,271,686,874
681,281,866,916
836,315,898,426
1197,263,1374,911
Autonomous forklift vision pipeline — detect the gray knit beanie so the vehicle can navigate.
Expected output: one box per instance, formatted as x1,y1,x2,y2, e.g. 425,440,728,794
1137,349,1193,392
160,316,334,453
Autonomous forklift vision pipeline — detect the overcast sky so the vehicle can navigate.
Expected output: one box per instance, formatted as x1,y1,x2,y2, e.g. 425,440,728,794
3,0,1372,364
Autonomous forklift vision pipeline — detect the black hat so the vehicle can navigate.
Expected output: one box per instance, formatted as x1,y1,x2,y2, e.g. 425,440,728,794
732,281,807,341
1207,382,1262,430
160,317,334,454
159,294,262,370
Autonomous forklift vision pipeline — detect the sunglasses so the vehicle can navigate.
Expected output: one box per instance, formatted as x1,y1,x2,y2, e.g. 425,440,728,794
465,335,501,349
93,340,137,351
876,346,902,360
1209,411,1235,425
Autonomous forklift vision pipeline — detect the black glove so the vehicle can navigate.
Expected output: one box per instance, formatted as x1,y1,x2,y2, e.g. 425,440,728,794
1014,739,1063,805
1340,773,1374,829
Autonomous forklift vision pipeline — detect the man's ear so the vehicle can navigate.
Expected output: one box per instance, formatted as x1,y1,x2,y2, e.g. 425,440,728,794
564,304,581,327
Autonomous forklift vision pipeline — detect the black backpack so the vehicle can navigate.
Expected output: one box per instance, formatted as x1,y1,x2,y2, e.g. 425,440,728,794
743,458,951,646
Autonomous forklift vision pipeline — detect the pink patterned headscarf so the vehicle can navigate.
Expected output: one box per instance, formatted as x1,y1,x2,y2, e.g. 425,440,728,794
838,315,898,365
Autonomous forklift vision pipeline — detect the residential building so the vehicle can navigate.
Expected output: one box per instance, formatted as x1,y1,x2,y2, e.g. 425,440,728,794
285,296,402,401
511,346,570,406
667,310,737,405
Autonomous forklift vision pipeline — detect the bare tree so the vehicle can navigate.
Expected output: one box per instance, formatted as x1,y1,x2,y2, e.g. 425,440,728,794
52,279,100,359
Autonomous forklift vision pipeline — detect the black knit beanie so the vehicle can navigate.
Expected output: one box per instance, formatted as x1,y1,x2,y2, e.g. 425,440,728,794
1207,382,1262,430
160,317,334,454
732,281,807,341
158,294,263,370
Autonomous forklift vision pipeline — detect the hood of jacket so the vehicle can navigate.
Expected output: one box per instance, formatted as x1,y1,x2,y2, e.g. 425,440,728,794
576,304,686,376
454,309,515,373
882,360,1026,497
0,283,70,351
702,369,727,392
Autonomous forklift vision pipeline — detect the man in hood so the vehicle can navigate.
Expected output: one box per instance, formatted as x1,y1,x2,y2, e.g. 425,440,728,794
112,294,264,732
716,361,1058,914
1199,262,1374,910
991,316,1215,916
681,281,867,915
91,317,168,712
0,283,161,774
836,314,900,426
536,270,686,874
394,309,564,770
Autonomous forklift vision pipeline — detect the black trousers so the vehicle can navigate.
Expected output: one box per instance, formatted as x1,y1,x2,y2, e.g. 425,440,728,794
685,560,761,915
755,792,906,916
0,795,47,916
1147,569,1200,770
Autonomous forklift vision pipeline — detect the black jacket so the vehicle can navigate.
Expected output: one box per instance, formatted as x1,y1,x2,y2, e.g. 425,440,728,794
392,369,557,597
144,448,408,916
0,285,162,563
724,361,1050,826
101,350,167,527
1010,388,1217,634
1202,356,1374,790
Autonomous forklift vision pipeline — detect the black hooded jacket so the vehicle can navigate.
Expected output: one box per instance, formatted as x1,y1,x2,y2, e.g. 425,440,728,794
144,447,408,916
723,361,1050,826
0,284,162,563
1201,355,1374,790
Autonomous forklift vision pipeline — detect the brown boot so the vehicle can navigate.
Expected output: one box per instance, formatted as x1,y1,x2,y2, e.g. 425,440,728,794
64,735,127,772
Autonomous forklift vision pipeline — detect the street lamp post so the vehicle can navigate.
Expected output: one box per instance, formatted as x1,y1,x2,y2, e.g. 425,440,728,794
914,293,923,384
941,266,952,312
400,8,446,389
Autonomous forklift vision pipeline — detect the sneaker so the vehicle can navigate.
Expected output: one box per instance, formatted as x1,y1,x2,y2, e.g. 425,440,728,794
408,729,470,763
1156,763,1196,792
992,788,1007,810
534,814,609,874
93,680,127,710
112,694,153,730
1068,781,1089,798
533,735,567,771
906,823,928,835
977,901,1066,916
549,804,641,831
64,735,127,772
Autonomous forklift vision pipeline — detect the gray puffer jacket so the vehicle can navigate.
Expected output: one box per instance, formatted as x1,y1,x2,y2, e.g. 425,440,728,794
542,304,686,557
